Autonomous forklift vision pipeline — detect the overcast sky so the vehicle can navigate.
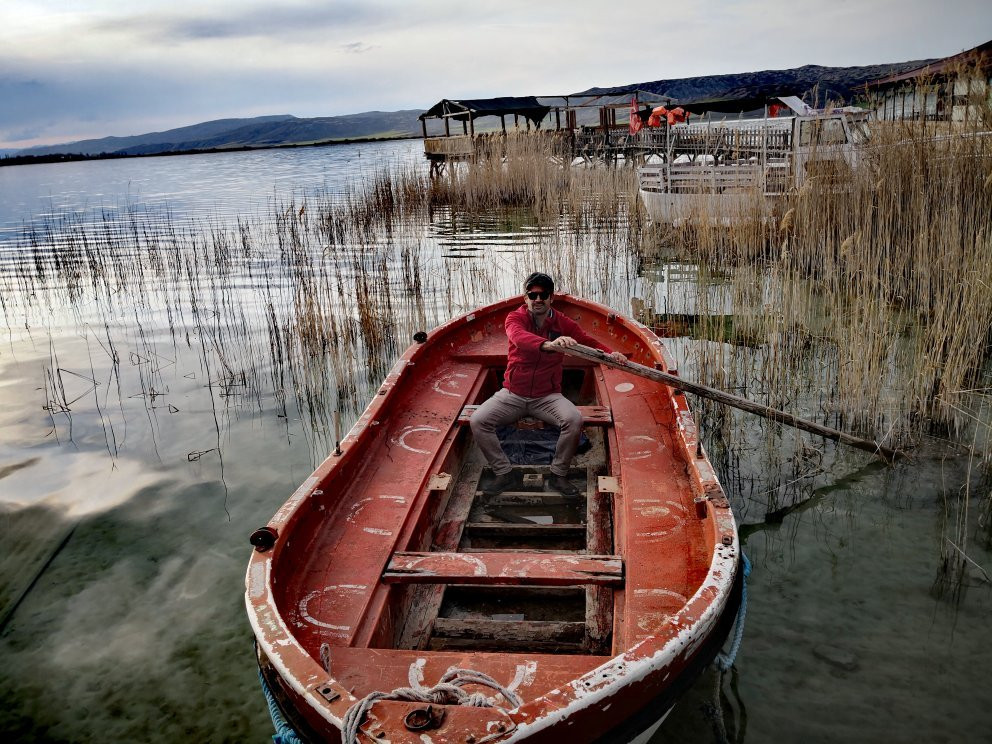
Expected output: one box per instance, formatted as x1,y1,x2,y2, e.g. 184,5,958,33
3,0,990,149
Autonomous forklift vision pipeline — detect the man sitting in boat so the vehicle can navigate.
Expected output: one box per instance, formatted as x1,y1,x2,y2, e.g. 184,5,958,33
470,272,626,496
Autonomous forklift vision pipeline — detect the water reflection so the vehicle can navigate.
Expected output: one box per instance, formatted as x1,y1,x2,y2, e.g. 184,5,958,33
0,141,990,743
0,140,423,242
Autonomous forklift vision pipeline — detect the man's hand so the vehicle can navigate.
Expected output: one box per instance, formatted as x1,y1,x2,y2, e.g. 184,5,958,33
607,351,627,363
542,336,577,351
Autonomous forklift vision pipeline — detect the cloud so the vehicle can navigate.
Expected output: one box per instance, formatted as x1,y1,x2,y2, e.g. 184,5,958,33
342,41,375,55
3,0,992,148
89,2,388,44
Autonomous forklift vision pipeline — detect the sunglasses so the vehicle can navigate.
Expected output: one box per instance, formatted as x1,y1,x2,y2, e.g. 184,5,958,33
526,291,551,301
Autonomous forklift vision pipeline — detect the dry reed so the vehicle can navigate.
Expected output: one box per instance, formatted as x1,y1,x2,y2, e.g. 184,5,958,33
5,98,990,572
642,77,992,578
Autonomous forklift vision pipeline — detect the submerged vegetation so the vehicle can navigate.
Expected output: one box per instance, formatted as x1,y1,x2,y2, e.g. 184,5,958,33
2,112,990,591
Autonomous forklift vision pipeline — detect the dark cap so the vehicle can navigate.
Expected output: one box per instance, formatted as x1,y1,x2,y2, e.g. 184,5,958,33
523,272,554,293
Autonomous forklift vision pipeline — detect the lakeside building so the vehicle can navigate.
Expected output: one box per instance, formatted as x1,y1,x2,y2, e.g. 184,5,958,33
867,39,991,122
419,45,991,172
418,92,679,172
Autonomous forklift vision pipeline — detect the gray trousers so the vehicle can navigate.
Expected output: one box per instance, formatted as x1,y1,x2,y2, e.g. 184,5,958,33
469,388,583,477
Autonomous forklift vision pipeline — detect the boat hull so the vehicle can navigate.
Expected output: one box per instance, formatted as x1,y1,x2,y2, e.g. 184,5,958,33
246,295,741,744
258,564,743,743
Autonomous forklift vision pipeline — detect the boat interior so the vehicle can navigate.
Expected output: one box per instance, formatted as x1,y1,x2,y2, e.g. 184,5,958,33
308,360,616,653
389,365,618,656
265,300,713,704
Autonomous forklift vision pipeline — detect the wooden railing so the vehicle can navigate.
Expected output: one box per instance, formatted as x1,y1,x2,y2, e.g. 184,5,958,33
639,161,793,195
424,136,475,157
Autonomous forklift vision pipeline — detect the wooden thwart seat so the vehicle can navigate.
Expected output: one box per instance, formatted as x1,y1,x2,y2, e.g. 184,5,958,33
383,551,623,587
456,405,613,426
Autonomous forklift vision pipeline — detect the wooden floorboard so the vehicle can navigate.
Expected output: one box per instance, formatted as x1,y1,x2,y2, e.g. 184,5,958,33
394,449,487,650
384,551,623,587
585,474,615,655
432,618,586,644
476,491,585,506
463,523,586,537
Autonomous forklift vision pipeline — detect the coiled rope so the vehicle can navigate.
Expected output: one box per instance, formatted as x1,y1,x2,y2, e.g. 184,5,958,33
341,667,523,744
714,552,751,672
258,669,305,744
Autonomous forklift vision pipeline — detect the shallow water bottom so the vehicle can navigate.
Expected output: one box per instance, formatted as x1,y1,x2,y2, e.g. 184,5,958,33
4,418,990,742
0,306,990,744
654,456,992,744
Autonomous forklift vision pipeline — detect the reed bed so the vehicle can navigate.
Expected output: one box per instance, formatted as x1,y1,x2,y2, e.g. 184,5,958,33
643,100,992,576
4,109,989,578
2,132,644,470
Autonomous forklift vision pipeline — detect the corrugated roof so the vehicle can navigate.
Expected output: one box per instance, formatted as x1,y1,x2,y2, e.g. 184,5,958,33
868,39,992,87
419,97,550,123
677,85,805,114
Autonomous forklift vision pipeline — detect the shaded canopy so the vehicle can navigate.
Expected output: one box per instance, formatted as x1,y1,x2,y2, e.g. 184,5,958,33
542,90,673,108
419,97,550,124
677,85,805,114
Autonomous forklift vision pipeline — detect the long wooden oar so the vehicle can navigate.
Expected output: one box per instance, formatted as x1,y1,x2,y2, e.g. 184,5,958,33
556,343,900,463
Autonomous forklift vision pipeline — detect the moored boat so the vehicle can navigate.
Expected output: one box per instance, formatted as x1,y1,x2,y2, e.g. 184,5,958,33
245,294,742,743
637,97,871,224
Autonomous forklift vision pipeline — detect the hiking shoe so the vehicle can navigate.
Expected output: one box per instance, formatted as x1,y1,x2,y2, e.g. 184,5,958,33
546,474,579,496
484,470,521,496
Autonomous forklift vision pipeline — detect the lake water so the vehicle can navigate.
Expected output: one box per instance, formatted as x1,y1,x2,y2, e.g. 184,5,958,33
0,140,422,236
0,140,989,743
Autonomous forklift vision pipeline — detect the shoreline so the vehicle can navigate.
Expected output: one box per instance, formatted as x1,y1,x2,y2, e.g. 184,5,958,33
0,134,423,168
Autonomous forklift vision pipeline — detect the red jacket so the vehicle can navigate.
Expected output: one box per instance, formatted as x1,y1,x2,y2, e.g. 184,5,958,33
503,304,613,398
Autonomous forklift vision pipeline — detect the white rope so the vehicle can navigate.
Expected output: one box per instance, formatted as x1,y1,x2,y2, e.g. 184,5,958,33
341,666,523,744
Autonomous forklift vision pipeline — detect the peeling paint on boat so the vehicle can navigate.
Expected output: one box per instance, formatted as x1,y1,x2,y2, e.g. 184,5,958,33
272,475,318,524
393,425,441,454
508,661,538,691
248,561,266,599
298,590,352,632
432,371,469,397
636,505,671,517
633,588,689,603
346,497,373,523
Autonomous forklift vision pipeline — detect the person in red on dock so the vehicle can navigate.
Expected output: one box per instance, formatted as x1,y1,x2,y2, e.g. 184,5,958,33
470,272,627,496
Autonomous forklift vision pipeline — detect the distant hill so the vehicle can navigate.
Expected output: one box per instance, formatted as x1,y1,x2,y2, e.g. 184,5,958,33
9,57,939,159
18,115,294,157
17,111,425,157
576,60,935,105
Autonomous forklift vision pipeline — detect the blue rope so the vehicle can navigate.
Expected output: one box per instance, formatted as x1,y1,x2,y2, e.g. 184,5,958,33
258,669,306,744
714,552,751,672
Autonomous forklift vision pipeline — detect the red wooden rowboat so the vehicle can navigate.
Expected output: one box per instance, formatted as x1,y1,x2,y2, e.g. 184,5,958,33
245,295,742,743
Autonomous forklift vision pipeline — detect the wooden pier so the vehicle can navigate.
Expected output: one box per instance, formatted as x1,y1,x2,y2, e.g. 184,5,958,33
418,92,838,178
419,95,678,174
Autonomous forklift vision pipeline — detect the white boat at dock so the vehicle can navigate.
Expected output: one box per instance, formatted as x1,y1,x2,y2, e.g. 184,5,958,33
637,96,872,224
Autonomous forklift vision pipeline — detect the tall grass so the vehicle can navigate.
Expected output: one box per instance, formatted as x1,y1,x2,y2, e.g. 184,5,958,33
4,104,989,572
1,130,645,468
641,87,992,578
